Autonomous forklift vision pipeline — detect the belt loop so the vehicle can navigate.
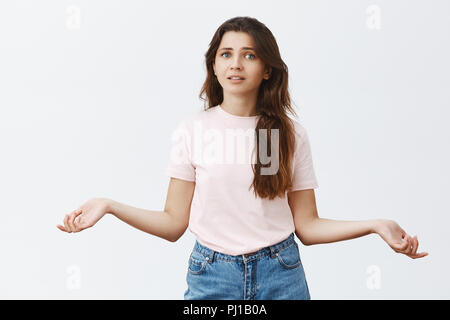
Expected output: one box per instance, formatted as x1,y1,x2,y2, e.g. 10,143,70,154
206,250,215,263
269,244,277,258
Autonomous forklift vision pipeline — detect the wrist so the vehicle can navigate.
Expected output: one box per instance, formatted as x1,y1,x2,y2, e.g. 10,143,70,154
103,198,116,216
370,219,383,234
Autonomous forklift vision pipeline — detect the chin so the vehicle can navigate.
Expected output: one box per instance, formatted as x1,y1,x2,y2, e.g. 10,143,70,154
224,84,255,92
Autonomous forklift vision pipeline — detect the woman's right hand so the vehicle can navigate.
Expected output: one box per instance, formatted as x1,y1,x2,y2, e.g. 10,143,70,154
57,197,111,233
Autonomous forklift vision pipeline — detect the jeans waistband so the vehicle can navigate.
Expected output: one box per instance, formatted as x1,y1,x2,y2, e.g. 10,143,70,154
193,233,296,263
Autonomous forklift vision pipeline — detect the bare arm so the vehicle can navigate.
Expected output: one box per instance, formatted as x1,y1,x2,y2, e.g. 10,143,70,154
108,178,195,242
287,189,375,245
287,189,428,259
57,178,195,243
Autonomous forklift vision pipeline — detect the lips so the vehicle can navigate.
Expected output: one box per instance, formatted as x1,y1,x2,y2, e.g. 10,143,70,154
227,76,245,79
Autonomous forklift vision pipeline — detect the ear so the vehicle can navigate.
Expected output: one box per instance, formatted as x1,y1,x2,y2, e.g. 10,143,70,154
213,61,216,76
264,65,272,79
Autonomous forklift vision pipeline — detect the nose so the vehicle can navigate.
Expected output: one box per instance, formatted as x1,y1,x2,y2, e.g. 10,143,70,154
230,55,243,70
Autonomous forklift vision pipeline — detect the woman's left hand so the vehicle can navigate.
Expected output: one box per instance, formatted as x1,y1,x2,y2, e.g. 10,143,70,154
373,219,429,259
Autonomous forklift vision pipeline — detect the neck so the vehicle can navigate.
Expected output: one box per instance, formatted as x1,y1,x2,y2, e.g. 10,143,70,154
220,95,258,117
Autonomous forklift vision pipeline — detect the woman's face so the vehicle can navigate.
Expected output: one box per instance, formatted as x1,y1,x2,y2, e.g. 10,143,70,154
213,31,271,96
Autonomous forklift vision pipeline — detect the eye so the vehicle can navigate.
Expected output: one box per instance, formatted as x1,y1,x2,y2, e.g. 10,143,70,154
220,52,256,59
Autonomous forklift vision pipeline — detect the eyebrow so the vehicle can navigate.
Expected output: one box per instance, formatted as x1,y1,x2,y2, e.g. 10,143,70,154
218,47,255,51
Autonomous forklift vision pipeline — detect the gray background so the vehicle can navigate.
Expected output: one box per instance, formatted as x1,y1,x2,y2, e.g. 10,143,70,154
0,0,448,299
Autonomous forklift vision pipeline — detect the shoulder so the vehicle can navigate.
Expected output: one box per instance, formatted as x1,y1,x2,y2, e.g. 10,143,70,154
173,105,218,132
183,105,220,125
290,118,309,141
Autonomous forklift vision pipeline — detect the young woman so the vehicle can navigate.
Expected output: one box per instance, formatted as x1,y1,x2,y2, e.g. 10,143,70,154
57,16,428,300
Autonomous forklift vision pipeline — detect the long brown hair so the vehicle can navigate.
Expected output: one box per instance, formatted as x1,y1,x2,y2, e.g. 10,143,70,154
199,16,298,200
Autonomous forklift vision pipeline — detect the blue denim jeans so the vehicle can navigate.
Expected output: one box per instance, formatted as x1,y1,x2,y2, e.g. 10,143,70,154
184,233,311,300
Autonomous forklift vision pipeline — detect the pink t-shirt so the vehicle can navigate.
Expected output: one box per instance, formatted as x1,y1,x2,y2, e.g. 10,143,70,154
166,105,319,256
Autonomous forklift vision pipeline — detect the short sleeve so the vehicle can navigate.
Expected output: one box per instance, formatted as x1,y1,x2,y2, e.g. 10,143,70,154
166,119,196,182
289,123,319,191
